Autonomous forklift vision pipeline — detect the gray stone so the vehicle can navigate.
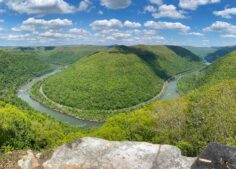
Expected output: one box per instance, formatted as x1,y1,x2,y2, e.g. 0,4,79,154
43,137,195,169
18,150,40,169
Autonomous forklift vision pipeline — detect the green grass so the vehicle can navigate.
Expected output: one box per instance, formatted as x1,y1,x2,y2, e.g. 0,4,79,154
178,51,236,94
31,45,204,121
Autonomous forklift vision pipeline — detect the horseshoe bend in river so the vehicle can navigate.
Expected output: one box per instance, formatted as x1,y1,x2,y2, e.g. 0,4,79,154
17,67,198,128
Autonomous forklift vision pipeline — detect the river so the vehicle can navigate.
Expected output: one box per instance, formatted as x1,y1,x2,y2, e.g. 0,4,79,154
17,69,100,128
17,66,202,128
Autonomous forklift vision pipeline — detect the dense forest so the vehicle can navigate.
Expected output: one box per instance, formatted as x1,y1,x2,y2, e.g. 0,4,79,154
178,51,236,94
4,45,105,65
0,49,83,152
205,45,236,63
93,79,236,156
31,45,204,121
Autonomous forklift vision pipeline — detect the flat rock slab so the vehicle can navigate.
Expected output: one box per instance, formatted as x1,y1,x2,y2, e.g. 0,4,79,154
191,143,236,169
43,137,195,169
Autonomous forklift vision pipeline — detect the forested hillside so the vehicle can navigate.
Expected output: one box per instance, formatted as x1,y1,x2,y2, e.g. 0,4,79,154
178,51,236,94
0,50,83,152
0,50,50,107
205,45,236,62
32,45,203,121
4,45,105,65
93,80,236,156
183,46,218,59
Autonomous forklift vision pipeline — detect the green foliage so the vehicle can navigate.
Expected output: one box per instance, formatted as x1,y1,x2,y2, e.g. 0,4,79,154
93,80,236,156
4,45,105,65
178,51,236,94
35,45,106,65
0,49,84,152
0,101,83,151
0,50,50,107
32,45,203,121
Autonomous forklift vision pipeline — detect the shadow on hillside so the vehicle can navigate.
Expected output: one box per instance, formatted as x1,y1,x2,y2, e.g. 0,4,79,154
112,46,169,80
166,45,202,62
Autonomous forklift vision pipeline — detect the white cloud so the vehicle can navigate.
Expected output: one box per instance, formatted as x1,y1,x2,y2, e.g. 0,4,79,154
203,21,236,33
22,17,72,28
182,32,204,36
12,17,72,34
90,19,123,30
144,21,190,32
152,4,186,19
0,19,4,23
213,8,236,19
0,0,76,15
124,21,141,28
149,0,162,5
40,30,74,39
100,0,131,9
144,5,157,13
112,32,131,39
221,34,236,38
69,28,90,35
78,0,92,11
179,0,220,10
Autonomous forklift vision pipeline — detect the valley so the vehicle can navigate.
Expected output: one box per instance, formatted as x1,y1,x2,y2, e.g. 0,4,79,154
29,45,204,121
2,1,236,168
1,44,236,161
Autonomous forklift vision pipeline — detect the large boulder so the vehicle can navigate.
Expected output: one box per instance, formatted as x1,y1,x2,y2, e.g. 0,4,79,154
43,137,195,169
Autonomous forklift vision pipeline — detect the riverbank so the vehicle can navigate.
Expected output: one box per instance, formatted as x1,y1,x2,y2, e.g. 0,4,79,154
27,65,205,123
17,68,100,128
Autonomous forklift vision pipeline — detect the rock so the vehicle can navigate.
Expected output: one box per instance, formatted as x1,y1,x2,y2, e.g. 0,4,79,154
43,137,195,169
191,143,236,169
18,150,40,169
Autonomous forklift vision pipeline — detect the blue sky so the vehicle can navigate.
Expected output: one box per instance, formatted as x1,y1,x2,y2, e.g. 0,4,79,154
0,0,236,46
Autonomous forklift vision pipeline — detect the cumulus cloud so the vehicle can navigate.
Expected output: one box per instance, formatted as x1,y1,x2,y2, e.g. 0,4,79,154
144,5,157,13
78,0,92,11
100,0,131,9
12,17,72,33
213,8,236,19
179,0,221,10
144,21,190,32
152,4,186,19
124,21,141,28
149,0,162,5
90,19,123,30
23,17,72,27
0,0,76,15
203,21,236,33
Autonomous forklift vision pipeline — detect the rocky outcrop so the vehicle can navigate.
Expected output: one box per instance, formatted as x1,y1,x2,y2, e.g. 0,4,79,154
42,137,195,169
18,150,40,169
